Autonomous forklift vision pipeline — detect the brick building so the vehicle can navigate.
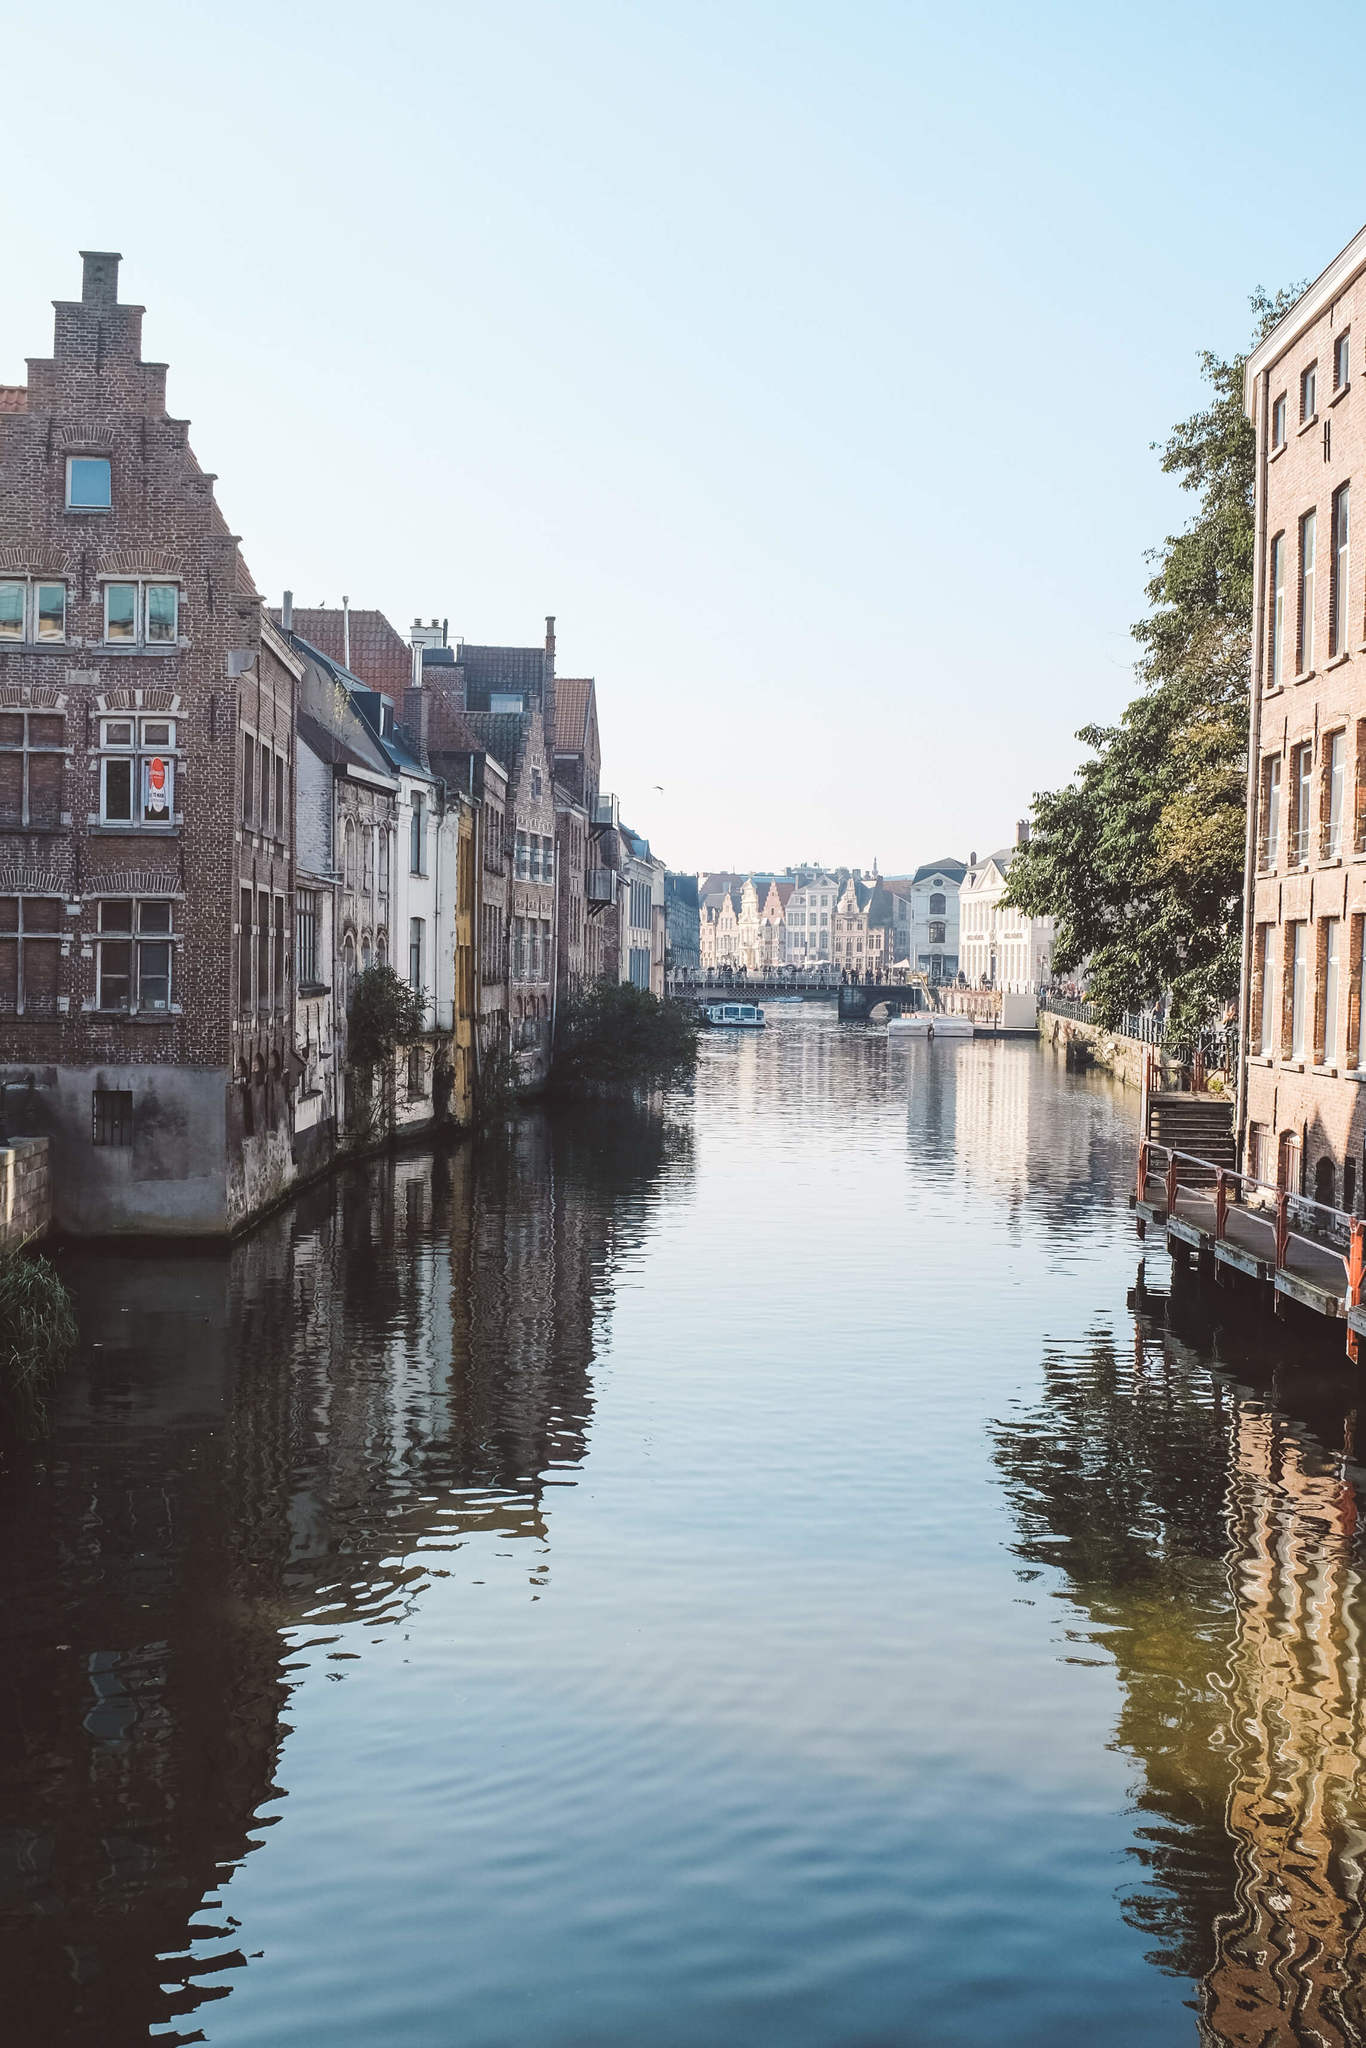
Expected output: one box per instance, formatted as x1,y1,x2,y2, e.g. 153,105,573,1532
0,252,297,1233
1241,225,1366,1206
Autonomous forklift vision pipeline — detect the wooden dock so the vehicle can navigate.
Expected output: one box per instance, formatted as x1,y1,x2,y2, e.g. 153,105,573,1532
1133,1138,1366,1358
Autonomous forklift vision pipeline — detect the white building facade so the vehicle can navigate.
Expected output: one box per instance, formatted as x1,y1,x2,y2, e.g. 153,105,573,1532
959,843,1053,991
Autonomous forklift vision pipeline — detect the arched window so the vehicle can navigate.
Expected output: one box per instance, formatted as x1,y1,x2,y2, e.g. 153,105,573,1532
929,892,946,916
343,819,356,889
376,933,387,967
361,935,372,972
363,825,374,893
343,934,356,1004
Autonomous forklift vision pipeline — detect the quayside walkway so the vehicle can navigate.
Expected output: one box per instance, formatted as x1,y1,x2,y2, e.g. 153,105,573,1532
1134,1135,1366,1359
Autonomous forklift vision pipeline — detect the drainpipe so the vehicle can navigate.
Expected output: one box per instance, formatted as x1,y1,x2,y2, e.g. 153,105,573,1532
1235,366,1270,1165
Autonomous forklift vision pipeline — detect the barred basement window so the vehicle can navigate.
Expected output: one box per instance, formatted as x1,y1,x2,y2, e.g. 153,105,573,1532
0,897,63,1015
91,1090,133,1146
0,709,65,828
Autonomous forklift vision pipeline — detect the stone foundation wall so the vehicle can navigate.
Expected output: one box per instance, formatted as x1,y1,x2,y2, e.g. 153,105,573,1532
0,1137,51,1251
1038,1012,1167,1092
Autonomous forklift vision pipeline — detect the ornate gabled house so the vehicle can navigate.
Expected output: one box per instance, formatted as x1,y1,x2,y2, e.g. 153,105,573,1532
417,618,558,1082
0,252,298,1233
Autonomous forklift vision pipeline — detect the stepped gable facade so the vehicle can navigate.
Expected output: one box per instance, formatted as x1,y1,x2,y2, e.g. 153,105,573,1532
0,251,298,1233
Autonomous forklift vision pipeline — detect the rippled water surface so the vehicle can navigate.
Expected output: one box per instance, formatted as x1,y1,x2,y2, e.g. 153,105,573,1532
7,1010,1366,2045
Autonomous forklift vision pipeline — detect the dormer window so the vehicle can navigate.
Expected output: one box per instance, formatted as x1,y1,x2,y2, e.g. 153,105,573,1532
0,579,67,644
102,580,181,646
490,693,523,714
66,456,111,509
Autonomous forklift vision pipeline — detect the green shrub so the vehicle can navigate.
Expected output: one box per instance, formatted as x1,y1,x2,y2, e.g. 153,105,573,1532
0,1250,78,1437
347,964,428,1069
551,981,699,1098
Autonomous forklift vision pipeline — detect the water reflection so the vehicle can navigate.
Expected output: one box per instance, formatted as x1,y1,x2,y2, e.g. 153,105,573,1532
0,1102,686,2048
994,1268,1366,2046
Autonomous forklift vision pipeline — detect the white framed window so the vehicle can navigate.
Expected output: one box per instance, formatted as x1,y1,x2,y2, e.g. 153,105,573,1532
100,716,176,825
1290,921,1309,1059
66,456,111,509
1326,729,1346,858
1302,362,1318,422
97,899,175,1012
1333,485,1351,658
1335,331,1350,391
1322,917,1342,1063
1272,393,1287,447
1299,510,1317,672
1257,924,1275,1054
101,579,182,646
1269,532,1284,687
0,578,68,644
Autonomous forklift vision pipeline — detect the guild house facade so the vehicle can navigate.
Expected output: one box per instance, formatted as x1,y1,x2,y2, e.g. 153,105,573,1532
1242,223,1366,1208
0,251,297,1233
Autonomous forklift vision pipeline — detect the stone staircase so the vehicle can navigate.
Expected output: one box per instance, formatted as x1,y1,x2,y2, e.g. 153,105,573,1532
1146,1093,1236,1184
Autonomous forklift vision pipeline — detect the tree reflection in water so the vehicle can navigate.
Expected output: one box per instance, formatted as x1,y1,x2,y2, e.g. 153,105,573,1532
0,1101,688,2048
993,1270,1366,2046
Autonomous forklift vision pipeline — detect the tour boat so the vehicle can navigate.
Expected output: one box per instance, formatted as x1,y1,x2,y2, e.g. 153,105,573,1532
886,1013,974,1038
703,1002,766,1029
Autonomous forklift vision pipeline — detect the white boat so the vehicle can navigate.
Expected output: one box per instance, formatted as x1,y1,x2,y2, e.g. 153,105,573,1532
703,1002,766,1029
886,1013,974,1037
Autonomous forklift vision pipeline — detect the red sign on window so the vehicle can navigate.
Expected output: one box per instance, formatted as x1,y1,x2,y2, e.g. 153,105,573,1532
147,756,168,815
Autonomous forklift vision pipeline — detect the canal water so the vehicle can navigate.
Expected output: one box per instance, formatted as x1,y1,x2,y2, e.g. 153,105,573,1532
5,1007,1366,2046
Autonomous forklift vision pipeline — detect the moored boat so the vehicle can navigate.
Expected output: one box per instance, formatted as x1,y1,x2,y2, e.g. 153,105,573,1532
886,1013,974,1037
703,1002,766,1029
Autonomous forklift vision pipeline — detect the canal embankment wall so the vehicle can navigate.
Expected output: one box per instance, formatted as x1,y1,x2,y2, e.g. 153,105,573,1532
1037,1011,1181,1092
0,1138,51,1251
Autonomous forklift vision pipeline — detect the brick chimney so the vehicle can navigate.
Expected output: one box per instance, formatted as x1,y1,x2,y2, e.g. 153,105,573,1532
1015,819,1030,847
80,250,122,307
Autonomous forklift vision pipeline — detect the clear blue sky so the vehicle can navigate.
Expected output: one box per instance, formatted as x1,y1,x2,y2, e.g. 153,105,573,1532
2,0,1361,872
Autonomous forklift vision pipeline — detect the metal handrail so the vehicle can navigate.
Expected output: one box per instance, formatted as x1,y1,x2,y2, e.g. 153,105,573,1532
1139,1139,1362,1274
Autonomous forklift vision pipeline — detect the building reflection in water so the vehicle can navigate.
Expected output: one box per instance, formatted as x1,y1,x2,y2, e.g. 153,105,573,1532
994,1277,1366,2047
0,1101,685,2048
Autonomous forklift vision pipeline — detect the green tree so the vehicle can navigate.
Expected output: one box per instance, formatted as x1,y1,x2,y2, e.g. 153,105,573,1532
1006,289,1300,1044
551,981,699,1098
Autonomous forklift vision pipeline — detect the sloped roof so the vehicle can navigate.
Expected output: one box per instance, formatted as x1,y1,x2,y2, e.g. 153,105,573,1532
554,676,594,754
913,856,967,882
0,386,27,413
277,607,412,699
